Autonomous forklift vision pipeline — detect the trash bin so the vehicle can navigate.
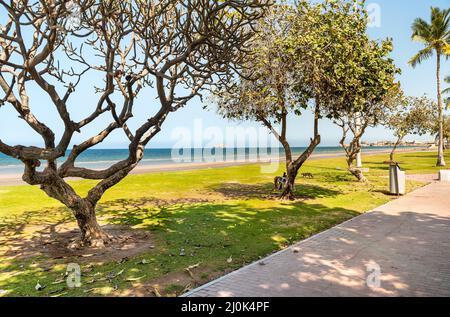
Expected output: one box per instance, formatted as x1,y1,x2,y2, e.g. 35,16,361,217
389,163,405,195
439,170,450,182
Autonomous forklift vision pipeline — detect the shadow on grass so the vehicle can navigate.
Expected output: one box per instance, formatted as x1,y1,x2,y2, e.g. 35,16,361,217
0,207,72,237
3,200,450,297
210,182,342,200
99,197,359,251
318,172,356,183
366,161,390,171
0,182,351,264
1,196,362,296
1,194,359,261
198,210,450,297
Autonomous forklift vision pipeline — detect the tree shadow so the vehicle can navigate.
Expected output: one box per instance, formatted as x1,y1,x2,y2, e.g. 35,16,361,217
210,182,342,200
95,197,359,254
1,221,155,264
1,197,361,296
367,162,390,171
186,210,450,297
371,189,393,196
316,172,357,183
0,207,73,240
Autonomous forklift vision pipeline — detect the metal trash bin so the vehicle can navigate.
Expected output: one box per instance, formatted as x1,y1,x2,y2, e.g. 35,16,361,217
439,170,450,182
389,163,405,195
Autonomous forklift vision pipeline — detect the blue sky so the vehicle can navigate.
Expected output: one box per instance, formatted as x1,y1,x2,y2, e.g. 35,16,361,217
1,0,449,149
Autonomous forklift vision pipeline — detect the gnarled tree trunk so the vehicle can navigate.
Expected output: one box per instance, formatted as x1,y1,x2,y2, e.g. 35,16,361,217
39,172,113,248
0,0,272,249
347,157,367,182
268,102,321,201
280,163,298,200
72,200,110,248
338,117,369,183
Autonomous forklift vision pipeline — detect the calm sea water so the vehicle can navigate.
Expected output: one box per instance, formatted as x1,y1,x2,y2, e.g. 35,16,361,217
0,146,406,175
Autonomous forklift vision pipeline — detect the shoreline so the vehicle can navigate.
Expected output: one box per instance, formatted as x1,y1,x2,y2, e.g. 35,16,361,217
0,147,432,187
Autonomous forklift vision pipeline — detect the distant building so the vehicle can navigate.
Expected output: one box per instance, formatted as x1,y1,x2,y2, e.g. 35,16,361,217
360,140,435,147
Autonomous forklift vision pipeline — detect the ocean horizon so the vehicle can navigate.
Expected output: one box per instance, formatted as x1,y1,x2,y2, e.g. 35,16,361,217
0,146,414,175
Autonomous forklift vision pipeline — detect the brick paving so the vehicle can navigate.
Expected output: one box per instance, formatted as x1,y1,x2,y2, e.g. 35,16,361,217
184,180,450,297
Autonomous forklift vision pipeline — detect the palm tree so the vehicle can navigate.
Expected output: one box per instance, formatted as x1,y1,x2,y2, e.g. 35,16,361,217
409,7,450,167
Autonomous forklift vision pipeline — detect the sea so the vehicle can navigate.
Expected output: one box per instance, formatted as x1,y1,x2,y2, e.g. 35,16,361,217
0,146,412,175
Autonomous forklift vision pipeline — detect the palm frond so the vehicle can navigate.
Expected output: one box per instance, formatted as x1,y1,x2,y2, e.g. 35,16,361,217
411,18,432,42
444,43,450,57
411,7,450,66
409,46,434,67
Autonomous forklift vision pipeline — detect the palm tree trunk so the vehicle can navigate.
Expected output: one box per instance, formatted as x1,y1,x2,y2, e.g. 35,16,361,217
436,51,446,166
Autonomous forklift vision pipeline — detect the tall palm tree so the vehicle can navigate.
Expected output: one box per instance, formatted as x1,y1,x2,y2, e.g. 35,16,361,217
409,7,450,167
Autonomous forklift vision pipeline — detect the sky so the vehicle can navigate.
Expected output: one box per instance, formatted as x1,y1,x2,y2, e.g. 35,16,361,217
1,0,449,149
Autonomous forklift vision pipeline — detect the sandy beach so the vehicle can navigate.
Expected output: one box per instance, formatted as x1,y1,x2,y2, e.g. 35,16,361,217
0,147,431,187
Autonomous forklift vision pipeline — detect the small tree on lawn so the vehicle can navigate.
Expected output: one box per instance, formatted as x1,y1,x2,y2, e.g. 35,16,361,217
431,115,450,150
213,0,380,199
212,5,302,200
333,44,400,182
0,0,271,247
385,96,435,162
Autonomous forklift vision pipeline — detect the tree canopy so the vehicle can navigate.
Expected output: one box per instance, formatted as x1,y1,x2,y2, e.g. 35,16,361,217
385,95,435,161
213,0,399,193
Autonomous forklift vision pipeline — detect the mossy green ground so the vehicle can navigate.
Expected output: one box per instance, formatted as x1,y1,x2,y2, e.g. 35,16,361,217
0,150,447,296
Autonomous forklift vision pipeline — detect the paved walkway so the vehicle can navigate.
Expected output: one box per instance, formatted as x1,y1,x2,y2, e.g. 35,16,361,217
185,181,450,297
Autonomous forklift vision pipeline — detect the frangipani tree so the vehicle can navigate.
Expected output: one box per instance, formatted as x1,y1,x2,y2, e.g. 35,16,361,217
410,7,450,166
313,1,401,182
212,5,304,200
330,27,400,182
0,0,271,247
213,0,381,199
385,96,435,162
335,85,400,182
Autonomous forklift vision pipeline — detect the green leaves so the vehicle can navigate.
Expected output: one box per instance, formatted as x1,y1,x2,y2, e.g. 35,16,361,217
386,95,436,139
213,0,398,140
410,7,450,65
212,4,299,123
409,46,434,68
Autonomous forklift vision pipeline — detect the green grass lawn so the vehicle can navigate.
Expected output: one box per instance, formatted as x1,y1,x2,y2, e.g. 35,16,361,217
0,149,447,297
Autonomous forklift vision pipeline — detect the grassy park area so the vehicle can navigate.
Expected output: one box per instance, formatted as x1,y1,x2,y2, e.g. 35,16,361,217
0,150,448,297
